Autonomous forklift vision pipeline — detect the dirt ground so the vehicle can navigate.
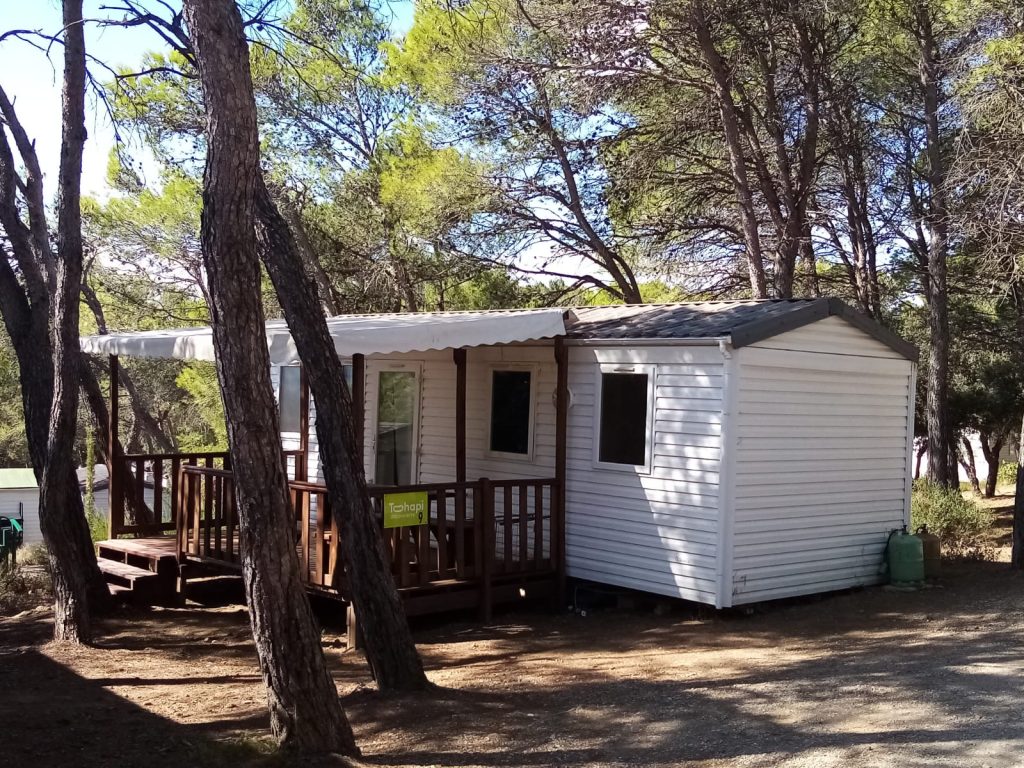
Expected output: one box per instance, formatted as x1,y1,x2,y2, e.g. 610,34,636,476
3,499,1024,768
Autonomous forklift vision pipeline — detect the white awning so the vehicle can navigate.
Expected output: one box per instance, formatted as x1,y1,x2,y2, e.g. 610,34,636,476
80,308,567,364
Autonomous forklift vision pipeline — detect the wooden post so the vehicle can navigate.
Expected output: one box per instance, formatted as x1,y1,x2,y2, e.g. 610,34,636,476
108,354,120,539
297,366,309,481
479,476,493,622
454,348,467,484
346,603,363,652
352,353,365,472
553,337,569,608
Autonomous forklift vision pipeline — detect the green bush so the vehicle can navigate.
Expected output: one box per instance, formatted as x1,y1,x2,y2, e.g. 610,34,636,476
86,511,107,544
911,479,993,560
998,461,1018,488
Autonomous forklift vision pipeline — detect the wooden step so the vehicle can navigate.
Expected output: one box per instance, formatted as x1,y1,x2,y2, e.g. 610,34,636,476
98,557,173,604
98,557,160,585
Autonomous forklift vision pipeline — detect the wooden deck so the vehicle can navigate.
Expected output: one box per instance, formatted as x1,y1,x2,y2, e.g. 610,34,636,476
99,340,568,621
97,523,558,618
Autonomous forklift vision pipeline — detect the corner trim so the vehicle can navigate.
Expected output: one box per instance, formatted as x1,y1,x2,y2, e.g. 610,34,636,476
714,340,739,609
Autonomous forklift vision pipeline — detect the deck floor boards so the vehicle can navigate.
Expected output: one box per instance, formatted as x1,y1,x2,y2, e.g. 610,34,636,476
96,535,557,609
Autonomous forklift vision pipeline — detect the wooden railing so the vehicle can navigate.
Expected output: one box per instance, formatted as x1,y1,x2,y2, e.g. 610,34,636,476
368,481,483,589
290,479,337,588
109,448,305,538
177,464,237,564
176,470,560,603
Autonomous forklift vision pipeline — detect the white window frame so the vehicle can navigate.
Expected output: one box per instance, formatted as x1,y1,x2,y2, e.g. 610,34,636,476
592,363,656,475
276,365,303,439
369,361,422,485
485,364,539,462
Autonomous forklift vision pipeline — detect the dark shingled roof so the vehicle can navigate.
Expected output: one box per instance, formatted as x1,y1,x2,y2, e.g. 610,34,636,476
564,298,918,361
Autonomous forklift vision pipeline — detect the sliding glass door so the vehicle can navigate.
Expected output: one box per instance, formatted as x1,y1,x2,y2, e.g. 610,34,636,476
374,369,418,486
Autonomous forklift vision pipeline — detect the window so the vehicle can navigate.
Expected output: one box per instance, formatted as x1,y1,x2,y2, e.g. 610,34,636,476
489,370,533,456
597,369,652,468
279,366,302,433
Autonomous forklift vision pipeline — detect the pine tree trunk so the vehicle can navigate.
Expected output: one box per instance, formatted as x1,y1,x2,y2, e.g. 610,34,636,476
919,6,953,489
1013,414,1024,569
255,178,429,692
979,431,1003,498
688,0,769,298
182,0,357,754
959,437,980,495
37,0,108,642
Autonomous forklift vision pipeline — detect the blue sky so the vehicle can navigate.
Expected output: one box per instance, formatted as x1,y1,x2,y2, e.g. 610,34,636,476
0,1,415,197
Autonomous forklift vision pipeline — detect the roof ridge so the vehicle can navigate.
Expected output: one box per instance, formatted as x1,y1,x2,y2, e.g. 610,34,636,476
567,298,823,310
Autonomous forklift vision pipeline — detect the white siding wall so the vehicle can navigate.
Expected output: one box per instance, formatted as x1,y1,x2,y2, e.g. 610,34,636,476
0,488,41,545
729,317,915,605
284,347,561,485
564,345,725,604
416,345,558,484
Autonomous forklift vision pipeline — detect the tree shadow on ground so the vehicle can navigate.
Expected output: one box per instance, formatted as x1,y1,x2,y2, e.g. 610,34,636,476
0,645,277,768
5,559,1024,767
984,494,1015,547
342,561,1024,766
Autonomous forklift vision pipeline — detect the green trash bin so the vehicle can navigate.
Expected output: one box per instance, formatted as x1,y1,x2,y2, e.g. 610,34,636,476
0,516,24,567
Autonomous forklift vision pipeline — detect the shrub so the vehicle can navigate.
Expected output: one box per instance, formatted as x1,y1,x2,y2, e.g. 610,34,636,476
911,479,994,560
86,511,107,544
0,562,51,616
998,461,1018,488
19,543,49,567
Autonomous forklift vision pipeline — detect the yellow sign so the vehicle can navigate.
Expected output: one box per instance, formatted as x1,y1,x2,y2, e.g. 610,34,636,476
383,491,428,529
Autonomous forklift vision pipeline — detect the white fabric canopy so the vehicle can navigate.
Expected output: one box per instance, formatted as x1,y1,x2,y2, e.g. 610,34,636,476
80,309,567,364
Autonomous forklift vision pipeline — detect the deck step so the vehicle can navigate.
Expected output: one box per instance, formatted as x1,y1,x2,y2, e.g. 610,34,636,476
98,557,161,586
98,556,178,605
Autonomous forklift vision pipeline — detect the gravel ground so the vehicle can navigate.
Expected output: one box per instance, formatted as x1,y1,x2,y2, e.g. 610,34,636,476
2,558,1023,767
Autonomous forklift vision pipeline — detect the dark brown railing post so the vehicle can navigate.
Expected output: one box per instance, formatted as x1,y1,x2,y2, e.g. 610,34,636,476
107,354,121,539
454,348,467,484
297,366,309,482
478,477,493,622
175,466,185,561
553,336,569,606
352,353,365,470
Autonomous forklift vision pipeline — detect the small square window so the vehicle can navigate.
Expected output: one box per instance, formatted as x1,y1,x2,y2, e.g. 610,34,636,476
598,372,649,466
489,370,532,455
279,366,302,433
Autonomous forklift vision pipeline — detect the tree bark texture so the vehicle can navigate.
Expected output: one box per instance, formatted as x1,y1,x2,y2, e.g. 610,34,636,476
181,0,357,753
40,0,106,643
255,179,429,692
1013,413,1024,569
918,5,953,489
0,0,107,643
978,431,1004,498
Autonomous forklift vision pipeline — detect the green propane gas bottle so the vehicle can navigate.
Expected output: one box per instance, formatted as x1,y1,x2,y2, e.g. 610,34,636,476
888,527,925,584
